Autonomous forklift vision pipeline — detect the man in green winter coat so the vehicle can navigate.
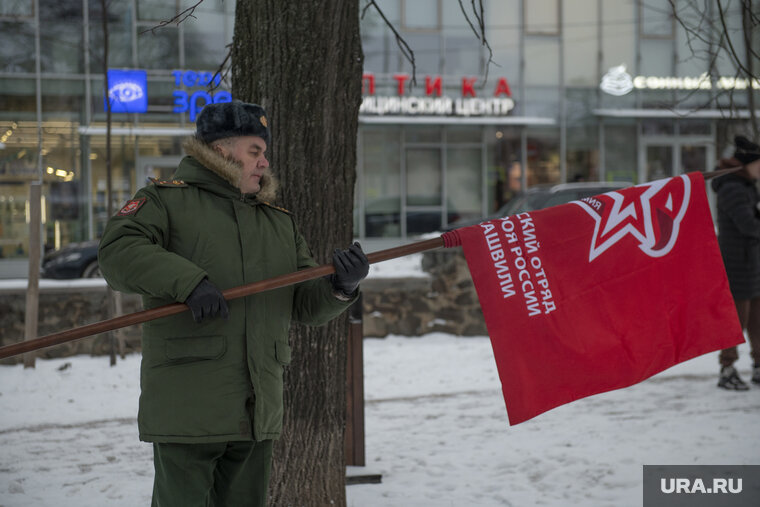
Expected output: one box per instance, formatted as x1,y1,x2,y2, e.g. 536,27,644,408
98,100,369,507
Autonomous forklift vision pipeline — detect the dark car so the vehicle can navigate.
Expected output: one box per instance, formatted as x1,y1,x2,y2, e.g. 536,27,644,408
361,196,460,237
444,181,633,231
41,240,101,279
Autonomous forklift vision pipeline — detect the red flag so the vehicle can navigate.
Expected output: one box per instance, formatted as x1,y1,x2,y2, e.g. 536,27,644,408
442,172,743,425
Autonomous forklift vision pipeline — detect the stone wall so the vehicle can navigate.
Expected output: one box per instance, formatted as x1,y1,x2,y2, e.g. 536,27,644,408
0,283,143,365
0,250,486,363
362,249,486,337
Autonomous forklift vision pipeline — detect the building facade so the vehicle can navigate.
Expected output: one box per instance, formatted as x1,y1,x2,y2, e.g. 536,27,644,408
1,0,758,275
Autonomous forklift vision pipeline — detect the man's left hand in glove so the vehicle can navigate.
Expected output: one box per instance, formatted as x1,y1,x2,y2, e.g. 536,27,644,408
330,241,370,300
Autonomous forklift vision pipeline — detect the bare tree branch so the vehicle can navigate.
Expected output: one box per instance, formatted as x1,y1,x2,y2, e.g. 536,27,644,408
208,44,232,93
139,0,204,35
362,0,417,86
664,0,759,139
458,0,498,85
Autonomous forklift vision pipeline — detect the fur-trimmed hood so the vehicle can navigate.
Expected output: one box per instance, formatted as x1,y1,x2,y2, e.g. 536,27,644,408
182,137,278,203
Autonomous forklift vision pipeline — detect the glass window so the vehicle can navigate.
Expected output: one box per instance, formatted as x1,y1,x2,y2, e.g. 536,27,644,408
41,134,86,247
646,145,673,180
0,119,40,258
600,0,636,76
403,0,439,30
362,32,392,75
0,78,37,121
525,0,558,35
681,145,708,173
604,122,637,183
184,10,229,69
486,126,522,214
361,4,395,75
143,79,179,116
0,1,33,17
407,148,441,205
405,126,441,143
406,147,442,234
39,0,83,73
0,20,36,72
0,121,39,181
137,28,179,69
0,182,34,258
88,0,133,73
137,0,178,22
564,0,598,87
524,40,560,87
362,129,401,238
444,32,481,76
642,119,674,136
567,125,599,182
90,135,136,237
42,79,85,117
441,0,468,29
640,2,673,38
679,120,711,136
639,39,672,76
526,128,560,185
446,126,481,143
447,147,482,223
398,32,441,75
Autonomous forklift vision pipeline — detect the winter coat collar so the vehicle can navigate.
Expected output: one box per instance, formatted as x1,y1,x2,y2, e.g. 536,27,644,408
180,137,279,203
711,171,755,193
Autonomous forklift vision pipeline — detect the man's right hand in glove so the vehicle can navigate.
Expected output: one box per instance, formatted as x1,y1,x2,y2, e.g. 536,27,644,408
184,278,229,323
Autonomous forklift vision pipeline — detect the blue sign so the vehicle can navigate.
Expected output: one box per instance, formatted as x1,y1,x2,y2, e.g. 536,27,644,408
173,90,232,122
105,69,148,113
171,70,231,121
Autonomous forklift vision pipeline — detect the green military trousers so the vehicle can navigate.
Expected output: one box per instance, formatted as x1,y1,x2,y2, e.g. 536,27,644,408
151,439,273,507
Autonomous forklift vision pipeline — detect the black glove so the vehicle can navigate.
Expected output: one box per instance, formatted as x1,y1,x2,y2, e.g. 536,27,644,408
330,241,370,297
184,278,229,323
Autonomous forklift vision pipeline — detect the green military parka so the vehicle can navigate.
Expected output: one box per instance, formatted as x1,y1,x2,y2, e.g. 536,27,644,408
98,138,355,443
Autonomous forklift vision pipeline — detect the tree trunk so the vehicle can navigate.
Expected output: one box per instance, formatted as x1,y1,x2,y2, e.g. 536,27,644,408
231,2,363,505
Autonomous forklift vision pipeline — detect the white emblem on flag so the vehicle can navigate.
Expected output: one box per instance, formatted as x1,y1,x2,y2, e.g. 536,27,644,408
573,175,691,262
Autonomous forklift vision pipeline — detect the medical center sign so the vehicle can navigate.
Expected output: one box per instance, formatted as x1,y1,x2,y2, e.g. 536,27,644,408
360,73,515,117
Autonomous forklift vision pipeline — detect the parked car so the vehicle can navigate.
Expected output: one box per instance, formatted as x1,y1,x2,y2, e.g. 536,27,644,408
444,181,633,231
41,240,101,279
361,196,461,237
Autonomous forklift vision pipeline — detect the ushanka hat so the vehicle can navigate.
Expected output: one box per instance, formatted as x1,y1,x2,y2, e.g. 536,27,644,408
195,100,270,145
733,135,760,165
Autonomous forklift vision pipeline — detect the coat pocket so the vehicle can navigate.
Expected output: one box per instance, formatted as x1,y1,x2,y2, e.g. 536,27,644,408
165,335,227,362
275,339,292,366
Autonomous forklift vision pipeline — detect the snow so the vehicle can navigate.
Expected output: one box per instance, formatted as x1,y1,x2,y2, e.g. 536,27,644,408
1,334,758,507
0,278,107,291
367,252,427,279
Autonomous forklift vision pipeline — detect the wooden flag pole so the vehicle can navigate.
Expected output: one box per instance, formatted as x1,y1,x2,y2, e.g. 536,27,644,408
0,167,740,360
0,237,445,360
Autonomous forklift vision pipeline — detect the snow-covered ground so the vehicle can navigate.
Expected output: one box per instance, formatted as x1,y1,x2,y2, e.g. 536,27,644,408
0,334,757,507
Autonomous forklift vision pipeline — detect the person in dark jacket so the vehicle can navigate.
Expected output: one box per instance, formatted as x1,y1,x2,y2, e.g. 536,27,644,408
98,100,369,507
711,135,760,390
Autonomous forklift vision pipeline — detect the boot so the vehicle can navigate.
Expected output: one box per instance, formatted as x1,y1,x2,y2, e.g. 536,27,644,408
717,365,749,391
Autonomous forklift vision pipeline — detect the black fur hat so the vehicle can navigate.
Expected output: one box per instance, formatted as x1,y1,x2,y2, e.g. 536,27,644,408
195,100,270,145
733,135,760,165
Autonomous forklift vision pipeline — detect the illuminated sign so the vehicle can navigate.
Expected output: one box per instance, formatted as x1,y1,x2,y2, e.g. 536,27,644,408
600,65,760,95
360,97,515,116
361,73,515,116
172,70,231,122
599,65,634,96
103,69,232,120
105,69,148,113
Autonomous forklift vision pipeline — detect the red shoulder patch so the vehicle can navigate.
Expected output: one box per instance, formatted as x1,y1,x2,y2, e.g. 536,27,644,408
117,198,147,216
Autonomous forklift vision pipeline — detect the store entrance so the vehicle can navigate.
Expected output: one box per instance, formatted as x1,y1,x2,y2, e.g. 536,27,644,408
639,139,714,182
